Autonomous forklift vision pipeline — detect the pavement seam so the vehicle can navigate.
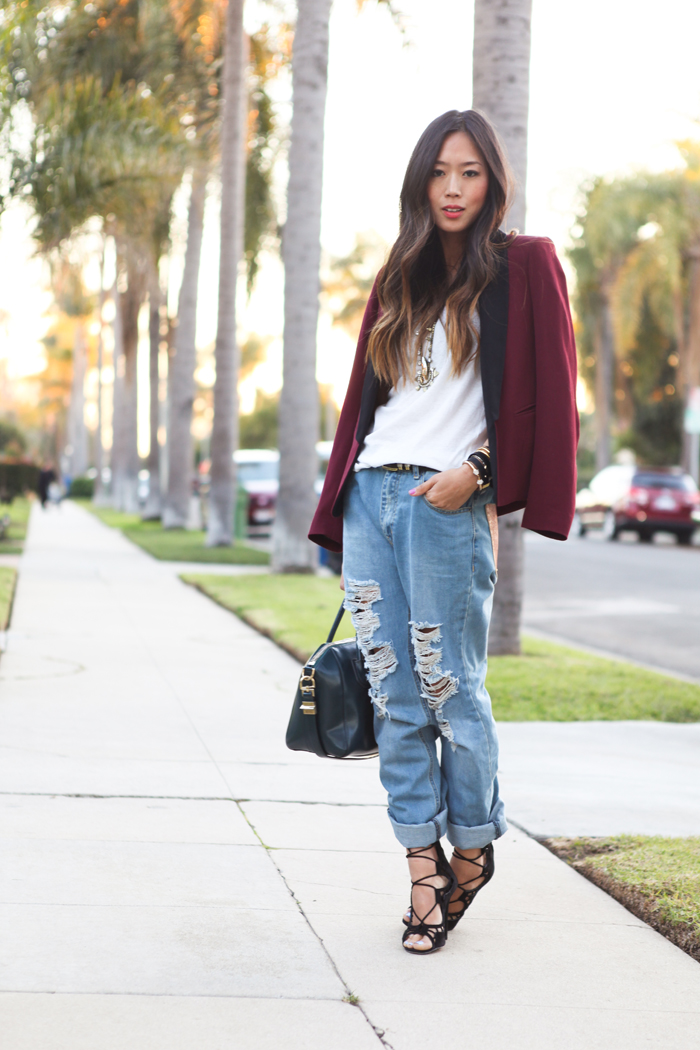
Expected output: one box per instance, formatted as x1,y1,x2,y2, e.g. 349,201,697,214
0,791,386,806
237,798,396,1050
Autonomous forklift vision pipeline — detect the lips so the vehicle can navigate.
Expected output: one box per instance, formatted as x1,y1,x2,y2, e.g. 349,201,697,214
442,207,464,216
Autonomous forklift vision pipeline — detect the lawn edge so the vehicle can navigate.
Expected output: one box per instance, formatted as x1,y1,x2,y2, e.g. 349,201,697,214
0,566,18,632
181,576,309,664
77,499,269,565
525,626,700,688
543,837,700,964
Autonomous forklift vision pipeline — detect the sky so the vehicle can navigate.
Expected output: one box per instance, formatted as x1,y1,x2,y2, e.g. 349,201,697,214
2,0,700,421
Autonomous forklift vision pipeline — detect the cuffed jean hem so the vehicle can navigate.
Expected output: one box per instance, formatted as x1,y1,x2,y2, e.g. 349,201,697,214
389,807,448,848
446,815,508,850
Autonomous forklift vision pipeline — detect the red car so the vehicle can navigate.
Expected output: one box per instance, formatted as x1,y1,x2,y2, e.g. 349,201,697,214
613,468,699,544
233,449,279,535
575,465,699,544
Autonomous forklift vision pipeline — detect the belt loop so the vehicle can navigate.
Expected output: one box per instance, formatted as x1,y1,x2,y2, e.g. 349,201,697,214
413,464,420,480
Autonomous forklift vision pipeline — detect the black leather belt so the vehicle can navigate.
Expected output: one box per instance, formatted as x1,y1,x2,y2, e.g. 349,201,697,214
382,463,435,473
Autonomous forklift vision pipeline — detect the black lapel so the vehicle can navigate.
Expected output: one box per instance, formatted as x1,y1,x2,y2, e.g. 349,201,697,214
479,236,509,498
355,359,389,449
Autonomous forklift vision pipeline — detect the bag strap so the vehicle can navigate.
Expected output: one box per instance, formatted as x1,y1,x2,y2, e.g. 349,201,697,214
326,600,346,643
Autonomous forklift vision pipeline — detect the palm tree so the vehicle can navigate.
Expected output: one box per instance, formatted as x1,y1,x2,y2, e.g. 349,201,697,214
206,0,247,546
272,0,333,571
112,242,148,512
570,164,700,471
569,177,654,470
142,256,165,520
163,167,208,528
472,0,532,656
271,0,400,571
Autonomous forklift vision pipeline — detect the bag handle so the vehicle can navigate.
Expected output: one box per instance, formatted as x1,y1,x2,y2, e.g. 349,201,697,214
326,600,347,643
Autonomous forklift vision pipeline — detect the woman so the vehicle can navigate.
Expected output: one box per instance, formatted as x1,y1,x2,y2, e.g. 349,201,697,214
309,110,578,954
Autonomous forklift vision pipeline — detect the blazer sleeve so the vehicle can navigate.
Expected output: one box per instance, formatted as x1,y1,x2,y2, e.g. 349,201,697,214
521,239,579,541
308,278,381,552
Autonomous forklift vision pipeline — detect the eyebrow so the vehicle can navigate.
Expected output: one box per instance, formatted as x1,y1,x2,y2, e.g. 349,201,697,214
434,159,482,167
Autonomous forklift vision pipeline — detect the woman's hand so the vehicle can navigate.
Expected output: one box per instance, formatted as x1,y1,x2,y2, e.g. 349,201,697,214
409,465,478,511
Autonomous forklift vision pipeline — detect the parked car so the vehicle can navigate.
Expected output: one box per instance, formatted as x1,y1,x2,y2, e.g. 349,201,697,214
314,440,333,496
575,465,699,544
233,449,279,534
232,443,337,538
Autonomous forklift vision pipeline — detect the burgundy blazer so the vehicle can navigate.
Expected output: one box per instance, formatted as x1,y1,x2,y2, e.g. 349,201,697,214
309,234,579,551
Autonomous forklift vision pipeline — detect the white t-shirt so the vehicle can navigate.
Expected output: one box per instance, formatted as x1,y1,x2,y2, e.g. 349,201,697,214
356,312,487,472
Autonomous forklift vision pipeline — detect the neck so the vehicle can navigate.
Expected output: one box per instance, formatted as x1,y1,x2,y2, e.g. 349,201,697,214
437,228,468,282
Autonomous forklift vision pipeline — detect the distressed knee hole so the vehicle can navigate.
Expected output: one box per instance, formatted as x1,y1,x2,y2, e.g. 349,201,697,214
345,579,398,718
410,621,459,746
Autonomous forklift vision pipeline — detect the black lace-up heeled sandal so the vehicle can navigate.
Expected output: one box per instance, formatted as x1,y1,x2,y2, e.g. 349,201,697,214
446,843,495,932
402,841,457,956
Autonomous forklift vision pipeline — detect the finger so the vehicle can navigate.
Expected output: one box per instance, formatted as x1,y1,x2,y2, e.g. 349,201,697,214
409,477,437,496
339,569,345,591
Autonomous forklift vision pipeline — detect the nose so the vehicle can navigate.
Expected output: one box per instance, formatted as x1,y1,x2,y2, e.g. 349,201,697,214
445,171,462,197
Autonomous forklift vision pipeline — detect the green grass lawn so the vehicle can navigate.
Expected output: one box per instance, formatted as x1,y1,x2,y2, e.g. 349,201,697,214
0,566,17,629
78,501,269,565
183,572,352,660
181,573,700,722
546,836,700,962
0,496,33,555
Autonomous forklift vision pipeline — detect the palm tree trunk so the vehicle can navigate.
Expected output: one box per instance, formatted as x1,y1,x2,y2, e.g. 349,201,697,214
272,0,332,572
473,0,532,233
110,271,124,504
595,290,614,471
112,245,147,513
486,509,524,654
473,0,532,656
67,323,89,480
142,259,165,520
206,2,247,546
163,168,207,528
94,242,108,505
682,244,700,476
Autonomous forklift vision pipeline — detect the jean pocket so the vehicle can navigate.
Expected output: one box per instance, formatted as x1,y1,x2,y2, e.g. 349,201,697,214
422,493,472,515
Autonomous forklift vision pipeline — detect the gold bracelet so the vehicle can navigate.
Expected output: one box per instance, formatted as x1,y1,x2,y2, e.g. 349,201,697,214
462,460,487,490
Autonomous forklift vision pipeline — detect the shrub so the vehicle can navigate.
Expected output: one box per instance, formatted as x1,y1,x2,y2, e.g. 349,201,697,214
0,461,40,503
68,475,94,499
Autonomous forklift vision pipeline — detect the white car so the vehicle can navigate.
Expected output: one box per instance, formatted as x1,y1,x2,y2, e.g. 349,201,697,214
574,465,636,537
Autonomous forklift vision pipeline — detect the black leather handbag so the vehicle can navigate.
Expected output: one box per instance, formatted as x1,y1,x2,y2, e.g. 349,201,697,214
285,603,377,760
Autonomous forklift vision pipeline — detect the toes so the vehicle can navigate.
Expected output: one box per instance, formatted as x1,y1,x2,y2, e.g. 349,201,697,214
405,935,431,951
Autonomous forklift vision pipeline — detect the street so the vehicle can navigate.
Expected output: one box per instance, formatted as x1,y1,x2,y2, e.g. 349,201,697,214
523,530,700,680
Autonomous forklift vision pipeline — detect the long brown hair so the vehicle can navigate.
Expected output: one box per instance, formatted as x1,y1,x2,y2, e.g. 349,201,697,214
368,110,514,386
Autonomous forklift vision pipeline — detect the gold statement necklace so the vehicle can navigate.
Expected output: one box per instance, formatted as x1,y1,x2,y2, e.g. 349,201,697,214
414,320,440,390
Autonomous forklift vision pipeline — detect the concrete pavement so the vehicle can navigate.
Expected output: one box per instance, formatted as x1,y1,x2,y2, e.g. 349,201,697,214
1,501,699,1050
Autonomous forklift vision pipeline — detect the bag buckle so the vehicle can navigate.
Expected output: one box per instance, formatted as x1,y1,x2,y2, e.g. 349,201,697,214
299,671,316,714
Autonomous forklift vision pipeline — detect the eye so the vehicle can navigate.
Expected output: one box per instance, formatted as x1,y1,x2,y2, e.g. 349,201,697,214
432,168,445,178
464,169,479,177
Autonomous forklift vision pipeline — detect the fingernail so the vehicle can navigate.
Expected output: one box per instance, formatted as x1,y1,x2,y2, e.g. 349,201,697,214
409,489,416,495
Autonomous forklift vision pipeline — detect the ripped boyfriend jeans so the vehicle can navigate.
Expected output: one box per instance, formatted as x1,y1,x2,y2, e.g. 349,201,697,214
343,467,507,849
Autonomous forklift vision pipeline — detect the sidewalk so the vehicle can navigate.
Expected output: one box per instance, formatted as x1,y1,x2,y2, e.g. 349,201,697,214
1,501,699,1050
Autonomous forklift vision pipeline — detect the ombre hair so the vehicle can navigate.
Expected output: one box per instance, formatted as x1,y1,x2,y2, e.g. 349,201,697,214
367,109,515,386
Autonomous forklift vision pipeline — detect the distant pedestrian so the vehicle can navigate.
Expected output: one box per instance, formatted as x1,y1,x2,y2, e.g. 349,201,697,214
38,465,57,509
310,110,578,954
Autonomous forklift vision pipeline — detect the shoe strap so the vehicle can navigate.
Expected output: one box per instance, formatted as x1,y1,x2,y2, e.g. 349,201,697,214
451,845,490,885
452,844,489,865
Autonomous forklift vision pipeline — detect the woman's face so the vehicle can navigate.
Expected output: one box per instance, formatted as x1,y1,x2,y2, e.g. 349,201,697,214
426,131,489,235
